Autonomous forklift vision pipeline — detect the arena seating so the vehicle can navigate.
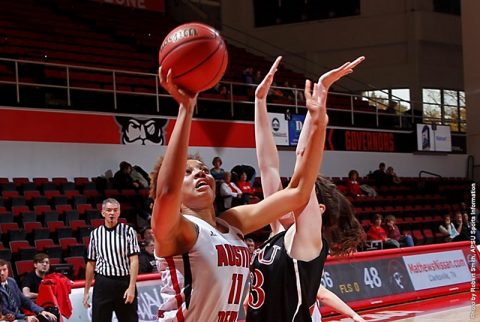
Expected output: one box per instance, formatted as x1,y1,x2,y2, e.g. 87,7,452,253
0,0,382,124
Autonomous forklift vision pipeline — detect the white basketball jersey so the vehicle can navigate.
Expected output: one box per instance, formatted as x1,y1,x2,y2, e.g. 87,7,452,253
156,215,250,322
311,300,322,322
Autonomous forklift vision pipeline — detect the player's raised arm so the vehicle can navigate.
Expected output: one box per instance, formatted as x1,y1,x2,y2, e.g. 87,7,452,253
254,56,290,235
221,74,336,234
150,68,199,257
290,57,365,260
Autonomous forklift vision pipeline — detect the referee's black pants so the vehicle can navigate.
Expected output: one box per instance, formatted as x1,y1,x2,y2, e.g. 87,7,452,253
92,274,138,322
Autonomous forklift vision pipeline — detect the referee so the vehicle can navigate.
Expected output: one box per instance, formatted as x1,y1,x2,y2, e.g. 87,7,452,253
83,198,141,322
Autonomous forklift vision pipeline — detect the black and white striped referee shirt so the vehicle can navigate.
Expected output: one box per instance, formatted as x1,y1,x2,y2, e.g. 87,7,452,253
87,222,141,276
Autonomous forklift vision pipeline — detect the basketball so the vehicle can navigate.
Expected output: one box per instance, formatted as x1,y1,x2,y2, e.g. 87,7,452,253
158,22,228,93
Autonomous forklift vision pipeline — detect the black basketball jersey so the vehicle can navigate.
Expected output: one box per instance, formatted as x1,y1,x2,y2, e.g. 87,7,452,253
246,231,329,322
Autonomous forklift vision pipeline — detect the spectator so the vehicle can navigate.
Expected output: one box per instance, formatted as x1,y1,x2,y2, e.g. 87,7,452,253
386,166,401,185
219,171,243,210
139,238,157,274
83,198,141,322
210,156,225,182
0,259,57,322
384,215,414,247
131,165,149,188
112,161,139,190
22,253,50,300
245,238,256,255
242,66,255,97
231,164,256,186
139,198,154,223
242,66,254,84
438,213,459,242
292,84,305,102
236,171,254,204
269,81,284,98
346,169,363,198
453,211,469,241
254,70,263,84
141,226,155,241
366,214,400,249
370,162,388,187
346,170,377,198
282,81,295,101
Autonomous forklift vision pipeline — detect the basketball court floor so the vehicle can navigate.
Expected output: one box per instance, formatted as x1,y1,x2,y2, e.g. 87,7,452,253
323,292,479,322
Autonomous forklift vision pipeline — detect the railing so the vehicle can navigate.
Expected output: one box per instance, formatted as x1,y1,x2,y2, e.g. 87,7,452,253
418,170,442,179
0,57,436,130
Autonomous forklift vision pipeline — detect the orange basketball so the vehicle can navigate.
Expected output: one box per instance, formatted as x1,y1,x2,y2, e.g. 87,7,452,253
159,22,228,93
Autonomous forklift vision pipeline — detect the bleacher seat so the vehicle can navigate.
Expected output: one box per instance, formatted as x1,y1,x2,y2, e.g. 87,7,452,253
24,190,42,202
11,205,30,217
15,260,33,280
65,256,86,280
0,212,14,223
32,177,49,189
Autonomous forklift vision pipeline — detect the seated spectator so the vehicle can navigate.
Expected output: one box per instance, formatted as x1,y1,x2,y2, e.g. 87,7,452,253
292,84,305,102
231,164,256,187
140,226,155,242
346,170,377,198
438,213,459,242
112,161,139,190
366,214,400,249
346,170,363,198
245,238,256,255
131,165,149,188
0,259,57,322
138,198,154,222
139,238,157,274
235,171,254,204
370,162,388,187
242,66,254,84
254,70,262,84
210,156,225,182
22,253,50,300
219,171,243,210
242,66,255,96
269,81,284,98
384,215,414,247
453,211,469,241
281,81,295,101
386,166,401,185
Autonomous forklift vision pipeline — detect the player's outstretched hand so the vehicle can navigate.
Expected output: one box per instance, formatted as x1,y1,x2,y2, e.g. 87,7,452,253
255,56,282,100
318,56,365,91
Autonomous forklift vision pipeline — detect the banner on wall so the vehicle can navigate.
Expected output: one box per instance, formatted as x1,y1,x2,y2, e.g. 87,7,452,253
268,112,289,146
0,108,255,148
402,250,470,290
0,108,465,153
63,243,475,321
93,0,165,12
288,114,305,146
416,124,452,152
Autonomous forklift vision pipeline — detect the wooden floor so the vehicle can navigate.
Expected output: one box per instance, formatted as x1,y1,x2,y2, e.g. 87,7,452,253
394,305,479,322
324,292,479,322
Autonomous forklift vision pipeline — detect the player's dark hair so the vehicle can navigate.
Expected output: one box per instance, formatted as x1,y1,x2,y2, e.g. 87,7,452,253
315,176,366,256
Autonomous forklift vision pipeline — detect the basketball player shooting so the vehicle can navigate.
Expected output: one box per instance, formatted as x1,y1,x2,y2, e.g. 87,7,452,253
150,57,347,321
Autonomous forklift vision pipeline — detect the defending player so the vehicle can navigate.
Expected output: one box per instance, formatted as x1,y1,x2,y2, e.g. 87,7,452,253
247,56,366,321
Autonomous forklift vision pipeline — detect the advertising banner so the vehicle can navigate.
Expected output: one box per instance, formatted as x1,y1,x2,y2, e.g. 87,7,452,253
403,250,470,290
